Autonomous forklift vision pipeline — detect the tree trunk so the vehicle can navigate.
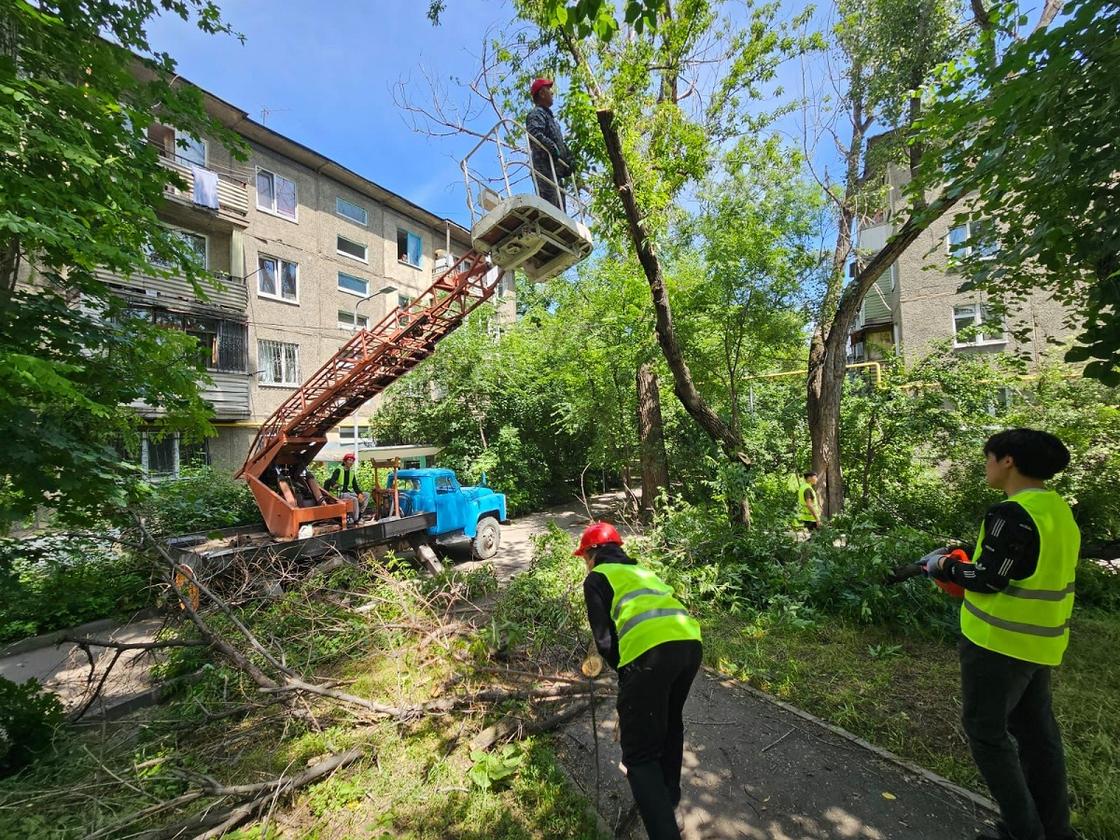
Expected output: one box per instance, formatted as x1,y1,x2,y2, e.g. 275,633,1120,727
636,363,669,519
595,107,746,466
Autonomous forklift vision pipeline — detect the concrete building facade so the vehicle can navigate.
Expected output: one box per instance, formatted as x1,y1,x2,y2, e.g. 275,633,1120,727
109,80,513,477
849,160,1073,366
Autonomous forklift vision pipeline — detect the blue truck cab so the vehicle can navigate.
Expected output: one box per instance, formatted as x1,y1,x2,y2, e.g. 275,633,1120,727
390,468,507,559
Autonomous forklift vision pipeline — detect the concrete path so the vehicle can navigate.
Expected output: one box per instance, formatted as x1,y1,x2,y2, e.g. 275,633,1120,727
0,617,167,716
558,670,996,840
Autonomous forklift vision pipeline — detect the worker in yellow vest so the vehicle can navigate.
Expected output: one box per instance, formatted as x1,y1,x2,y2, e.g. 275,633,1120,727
576,521,702,840
796,471,822,531
924,429,1079,840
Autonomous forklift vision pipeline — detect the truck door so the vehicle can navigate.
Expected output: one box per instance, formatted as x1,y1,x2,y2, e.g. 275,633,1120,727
433,474,472,537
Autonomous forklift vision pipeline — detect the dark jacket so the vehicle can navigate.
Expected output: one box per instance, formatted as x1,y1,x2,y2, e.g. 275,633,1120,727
324,467,362,494
582,544,637,670
932,501,1039,593
526,104,574,180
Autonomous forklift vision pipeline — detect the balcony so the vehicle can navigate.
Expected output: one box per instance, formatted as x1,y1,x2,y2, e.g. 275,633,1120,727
157,150,250,227
201,371,251,420
97,268,247,318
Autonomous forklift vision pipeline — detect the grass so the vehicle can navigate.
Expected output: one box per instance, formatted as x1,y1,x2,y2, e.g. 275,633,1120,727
0,559,604,840
701,607,1120,840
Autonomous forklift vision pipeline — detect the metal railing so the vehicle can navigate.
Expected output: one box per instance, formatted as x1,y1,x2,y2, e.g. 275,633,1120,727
460,119,591,227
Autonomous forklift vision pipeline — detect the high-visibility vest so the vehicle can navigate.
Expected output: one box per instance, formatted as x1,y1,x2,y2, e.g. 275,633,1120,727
797,481,816,522
338,469,359,493
960,489,1079,666
594,563,702,668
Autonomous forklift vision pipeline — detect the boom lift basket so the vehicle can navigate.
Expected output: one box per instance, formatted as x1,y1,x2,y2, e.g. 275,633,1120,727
461,120,593,283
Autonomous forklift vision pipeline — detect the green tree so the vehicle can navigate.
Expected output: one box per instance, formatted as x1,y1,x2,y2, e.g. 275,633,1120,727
919,0,1120,384
0,1,242,530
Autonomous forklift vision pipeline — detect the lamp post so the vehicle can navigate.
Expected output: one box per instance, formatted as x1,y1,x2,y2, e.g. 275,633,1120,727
350,284,396,459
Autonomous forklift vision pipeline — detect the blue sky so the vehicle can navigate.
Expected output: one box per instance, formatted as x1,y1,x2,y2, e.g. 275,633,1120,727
148,1,515,225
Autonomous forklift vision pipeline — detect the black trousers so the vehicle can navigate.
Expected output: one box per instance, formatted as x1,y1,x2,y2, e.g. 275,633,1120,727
532,169,566,211
617,639,703,840
960,638,1074,840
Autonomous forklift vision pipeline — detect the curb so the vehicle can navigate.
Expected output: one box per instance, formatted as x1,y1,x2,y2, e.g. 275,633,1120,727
0,608,162,659
704,666,999,816
72,669,204,724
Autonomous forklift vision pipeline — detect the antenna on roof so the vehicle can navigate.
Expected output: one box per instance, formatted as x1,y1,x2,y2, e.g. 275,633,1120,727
259,106,291,126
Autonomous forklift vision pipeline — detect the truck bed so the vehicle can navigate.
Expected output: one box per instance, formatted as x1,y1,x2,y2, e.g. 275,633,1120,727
166,512,437,569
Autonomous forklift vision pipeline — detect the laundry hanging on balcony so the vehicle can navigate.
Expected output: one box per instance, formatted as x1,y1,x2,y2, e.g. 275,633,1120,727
191,164,219,210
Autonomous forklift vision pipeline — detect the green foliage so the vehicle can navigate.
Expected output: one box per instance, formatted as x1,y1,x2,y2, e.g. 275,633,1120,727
468,743,526,791
0,534,149,644
0,0,244,532
138,463,260,538
0,677,64,776
918,0,1120,384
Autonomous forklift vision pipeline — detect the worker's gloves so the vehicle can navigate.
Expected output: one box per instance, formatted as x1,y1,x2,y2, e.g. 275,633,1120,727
919,546,952,574
886,563,925,585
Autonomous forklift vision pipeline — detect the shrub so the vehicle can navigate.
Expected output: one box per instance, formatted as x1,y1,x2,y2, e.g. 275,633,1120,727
139,464,260,537
0,677,64,776
0,535,149,644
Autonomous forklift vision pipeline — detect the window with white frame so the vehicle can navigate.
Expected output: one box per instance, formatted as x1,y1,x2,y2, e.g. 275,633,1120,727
948,220,997,260
337,310,369,331
337,234,367,262
147,124,206,168
257,255,298,302
258,339,300,386
336,197,368,225
256,168,298,221
953,303,1006,347
337,271,368,296
337,424,372,441
397,228,422,267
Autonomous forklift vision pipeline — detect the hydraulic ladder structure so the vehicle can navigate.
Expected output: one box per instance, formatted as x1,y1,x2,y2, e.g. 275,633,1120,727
238,122,593,540
237,252,503,539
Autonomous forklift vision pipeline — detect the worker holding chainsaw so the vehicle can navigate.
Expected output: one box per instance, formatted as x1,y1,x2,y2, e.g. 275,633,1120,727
577,521,702,840
891,428,1079,840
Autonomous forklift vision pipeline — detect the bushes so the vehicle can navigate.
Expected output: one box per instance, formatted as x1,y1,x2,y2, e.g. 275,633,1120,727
0,535,149,644
0,677,63,776
138,464,259,538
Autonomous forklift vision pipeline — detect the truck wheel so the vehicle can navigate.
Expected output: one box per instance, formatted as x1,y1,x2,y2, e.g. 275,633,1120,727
473,517,501,560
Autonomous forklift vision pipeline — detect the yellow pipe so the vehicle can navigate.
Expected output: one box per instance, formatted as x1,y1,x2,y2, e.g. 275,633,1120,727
744,361,883,387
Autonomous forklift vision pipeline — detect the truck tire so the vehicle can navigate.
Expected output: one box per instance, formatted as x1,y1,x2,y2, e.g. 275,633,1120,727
472,516,501,560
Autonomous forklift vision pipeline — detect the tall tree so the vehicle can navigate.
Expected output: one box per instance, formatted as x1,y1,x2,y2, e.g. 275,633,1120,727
919,0,1120,385
804,0,966,516
0,1,241,530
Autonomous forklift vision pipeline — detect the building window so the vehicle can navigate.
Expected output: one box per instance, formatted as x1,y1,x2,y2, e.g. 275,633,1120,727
337,424,371,441
338,271,368,297
336,197,368,225
139,431,209,480
150,228,208,271
337,310,369,331
948,220,996,260
148,124,207,168
257,255,298,303
258,339,300,386
397,228,422,267
256,168,298,221
953,303,1006,347
397,294,413,327
337,234,368,262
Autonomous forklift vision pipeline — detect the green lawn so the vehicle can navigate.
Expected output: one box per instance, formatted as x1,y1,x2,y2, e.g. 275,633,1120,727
702,609,1120,840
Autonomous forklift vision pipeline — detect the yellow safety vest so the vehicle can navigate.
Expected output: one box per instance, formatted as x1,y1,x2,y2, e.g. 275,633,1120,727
594,563,702,668
960,489,1079,666
797,481,816,523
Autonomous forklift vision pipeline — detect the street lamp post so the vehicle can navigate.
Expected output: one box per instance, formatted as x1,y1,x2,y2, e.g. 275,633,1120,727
349,284,396,459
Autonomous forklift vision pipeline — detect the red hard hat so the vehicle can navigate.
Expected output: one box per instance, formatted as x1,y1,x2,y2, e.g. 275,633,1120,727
342,452,356,463
530,78,554,97
574,521,623,557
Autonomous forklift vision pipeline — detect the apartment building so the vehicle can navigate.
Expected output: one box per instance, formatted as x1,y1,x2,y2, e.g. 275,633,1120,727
108,80,514,477
848,145,1072,365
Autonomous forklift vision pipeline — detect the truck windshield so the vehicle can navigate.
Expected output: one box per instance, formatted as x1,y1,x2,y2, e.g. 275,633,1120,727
394,477,421,492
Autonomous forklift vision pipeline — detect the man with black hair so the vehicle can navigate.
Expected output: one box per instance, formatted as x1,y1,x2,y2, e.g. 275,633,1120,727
924,428,1079,840
576,521,702,840
796,471,822,531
